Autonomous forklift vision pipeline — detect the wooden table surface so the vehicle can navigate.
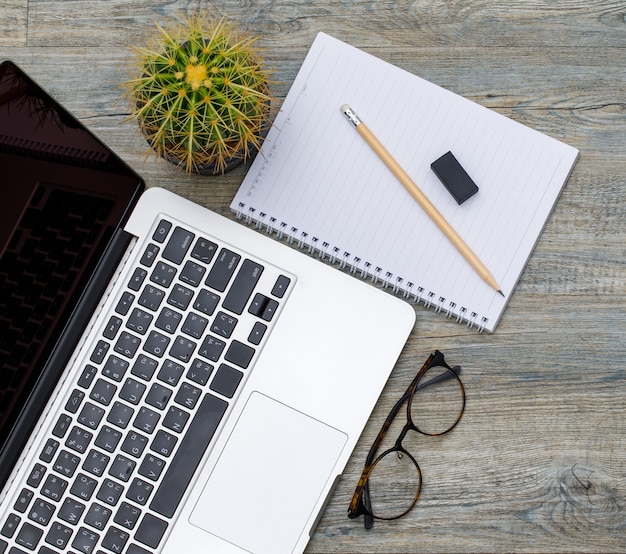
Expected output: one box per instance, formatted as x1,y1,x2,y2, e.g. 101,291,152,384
3,1,626,552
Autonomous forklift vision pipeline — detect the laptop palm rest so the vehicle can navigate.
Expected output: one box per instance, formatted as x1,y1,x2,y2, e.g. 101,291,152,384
189,391,347,554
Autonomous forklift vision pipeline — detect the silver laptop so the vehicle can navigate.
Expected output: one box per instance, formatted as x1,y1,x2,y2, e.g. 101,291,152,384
0,60,415,554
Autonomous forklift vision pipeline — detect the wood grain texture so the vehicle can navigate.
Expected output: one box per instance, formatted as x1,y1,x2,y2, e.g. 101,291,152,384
2,0,626,552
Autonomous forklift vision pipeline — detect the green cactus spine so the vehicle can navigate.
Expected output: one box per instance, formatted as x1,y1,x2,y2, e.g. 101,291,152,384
124,14,272,174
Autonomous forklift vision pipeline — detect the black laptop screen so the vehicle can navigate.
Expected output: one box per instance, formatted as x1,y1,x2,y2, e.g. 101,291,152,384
0,61,144,458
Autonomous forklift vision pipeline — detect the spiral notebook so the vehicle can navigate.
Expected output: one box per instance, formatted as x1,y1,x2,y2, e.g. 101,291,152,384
231,32,579,332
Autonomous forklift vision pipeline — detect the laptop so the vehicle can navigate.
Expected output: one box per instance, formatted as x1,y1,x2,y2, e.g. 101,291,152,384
0,60,415,554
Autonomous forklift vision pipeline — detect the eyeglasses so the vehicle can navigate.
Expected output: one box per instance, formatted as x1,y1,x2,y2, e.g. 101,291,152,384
348,350,465,529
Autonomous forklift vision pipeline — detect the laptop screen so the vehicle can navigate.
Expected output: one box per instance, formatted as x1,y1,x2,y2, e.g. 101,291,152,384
0,60,144,461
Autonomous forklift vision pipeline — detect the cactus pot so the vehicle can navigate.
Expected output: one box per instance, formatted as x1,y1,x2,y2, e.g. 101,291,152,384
124,15,273,175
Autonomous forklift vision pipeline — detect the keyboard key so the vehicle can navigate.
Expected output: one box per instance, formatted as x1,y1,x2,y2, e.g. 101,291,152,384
102,356,130,382
222,259,264,314
225,340,255,369
119,379,146,405
128,268,147,291
72,526,100,553
65,426,92,454
179,260,205,287
138,454,165,482
193,289,220,316
210,311,237,339
51,414,72,438
133,407,160,434
152,219,172,243
210,364,244,399
248,321,267,345
15,521,43,550
58,498,86,525
108,455,135,482
131,355,158,381
82,449,110,477
135,513,168,549
26,464,46,488
150,261,177,288
64,389,84,414
162,406,190,434
102,525,130,553
167,284,194,310
249,293,279,321
191,237,218,264
126,308,153,336
95,426,122,453
155,308,182,334
271,274,291,298
70,473,98,501
77,402,105,429
125,479,153,506
1,514,20,538
90,379,117,406
103,315,124,340
114,501,141,530
97,479,125,506
28,497,55,526
157,360,184,387
41,474,67,502
77,364,98,389
198,335,225,362
45,521,73,550
115,292,135,316
181,313,208,339
39,438,60,463
186,359,213,386
13,489,34,514
114,331,141,359
169,336,196,363
143,331,170,358
95,425,122,452
150,393,228,518
145,383,172,411
106,402,135,430
162,227,195,265
150,430,177,458
140,244,160,267
128,543,153,554
53,451,80,478
205,249,241,292
138,285,165,312
174,382,201,410
121,431,148,458
90,340,110,364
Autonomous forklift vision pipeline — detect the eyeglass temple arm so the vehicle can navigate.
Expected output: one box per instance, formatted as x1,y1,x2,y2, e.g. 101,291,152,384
416,364,461,391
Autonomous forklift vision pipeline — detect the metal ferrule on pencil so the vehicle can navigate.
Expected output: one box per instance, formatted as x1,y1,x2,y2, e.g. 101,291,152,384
341,104,361,127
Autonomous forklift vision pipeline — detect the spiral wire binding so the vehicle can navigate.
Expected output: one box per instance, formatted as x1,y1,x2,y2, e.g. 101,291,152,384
235,202,489,333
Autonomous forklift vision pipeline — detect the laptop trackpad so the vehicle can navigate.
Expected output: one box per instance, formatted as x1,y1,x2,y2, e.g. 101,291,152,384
189,391,347,554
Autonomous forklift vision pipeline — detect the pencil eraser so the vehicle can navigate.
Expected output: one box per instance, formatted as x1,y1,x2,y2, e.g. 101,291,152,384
431,151,479,204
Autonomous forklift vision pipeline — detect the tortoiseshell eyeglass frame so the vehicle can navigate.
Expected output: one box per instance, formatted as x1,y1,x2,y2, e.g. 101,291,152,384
348,350,465,529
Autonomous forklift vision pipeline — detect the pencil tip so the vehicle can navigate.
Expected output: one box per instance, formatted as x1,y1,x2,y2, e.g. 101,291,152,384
497,289,505,297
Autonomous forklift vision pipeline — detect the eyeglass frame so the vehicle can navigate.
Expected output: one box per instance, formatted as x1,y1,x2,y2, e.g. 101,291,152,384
348,350,465,529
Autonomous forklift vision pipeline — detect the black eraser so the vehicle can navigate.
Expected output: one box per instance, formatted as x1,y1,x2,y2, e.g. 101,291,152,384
431,151,479,204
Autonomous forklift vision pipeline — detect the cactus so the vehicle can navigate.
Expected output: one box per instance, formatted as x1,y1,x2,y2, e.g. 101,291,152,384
122,14,273,174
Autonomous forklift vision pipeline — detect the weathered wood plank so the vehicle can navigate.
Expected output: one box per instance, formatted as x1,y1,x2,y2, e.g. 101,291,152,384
24,0,626,48
0,1,28,46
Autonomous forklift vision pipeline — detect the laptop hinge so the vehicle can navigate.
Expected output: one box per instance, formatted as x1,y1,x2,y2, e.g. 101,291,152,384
0,228,135,490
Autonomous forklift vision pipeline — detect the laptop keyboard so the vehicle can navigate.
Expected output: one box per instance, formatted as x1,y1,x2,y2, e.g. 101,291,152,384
0,217,293,554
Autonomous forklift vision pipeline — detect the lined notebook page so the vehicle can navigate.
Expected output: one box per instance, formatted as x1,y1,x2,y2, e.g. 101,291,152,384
231,33,579,332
